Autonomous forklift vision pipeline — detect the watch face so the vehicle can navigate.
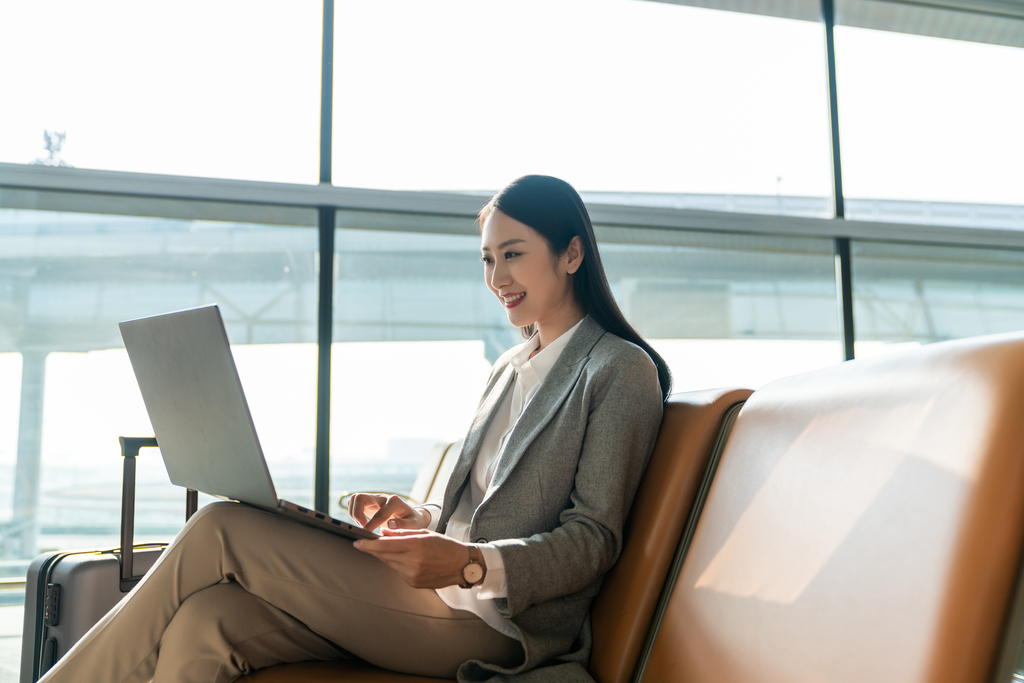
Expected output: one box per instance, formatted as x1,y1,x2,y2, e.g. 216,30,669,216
463,563,484,584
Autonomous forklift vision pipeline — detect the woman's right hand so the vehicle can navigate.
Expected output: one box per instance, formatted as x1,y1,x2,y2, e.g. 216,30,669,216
347,494,431,532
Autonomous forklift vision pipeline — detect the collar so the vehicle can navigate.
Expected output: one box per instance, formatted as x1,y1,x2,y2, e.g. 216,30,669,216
509,318,586,385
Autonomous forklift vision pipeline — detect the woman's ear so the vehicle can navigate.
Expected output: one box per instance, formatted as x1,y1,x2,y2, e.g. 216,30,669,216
565,236,584,275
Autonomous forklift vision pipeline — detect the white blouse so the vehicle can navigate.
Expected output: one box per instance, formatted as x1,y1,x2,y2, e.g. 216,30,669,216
423,319,584,639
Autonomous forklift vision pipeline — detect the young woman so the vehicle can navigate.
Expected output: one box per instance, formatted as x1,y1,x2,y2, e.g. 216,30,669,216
38,175,670,683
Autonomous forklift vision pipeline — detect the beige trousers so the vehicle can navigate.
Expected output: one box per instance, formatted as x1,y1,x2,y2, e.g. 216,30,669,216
37,502,523,683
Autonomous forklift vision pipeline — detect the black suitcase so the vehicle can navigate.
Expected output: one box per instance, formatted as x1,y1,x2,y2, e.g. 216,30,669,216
20,437,198,683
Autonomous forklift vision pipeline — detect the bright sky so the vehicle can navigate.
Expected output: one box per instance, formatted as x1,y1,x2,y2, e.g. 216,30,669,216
834,26,1024,204
0,0,1020,204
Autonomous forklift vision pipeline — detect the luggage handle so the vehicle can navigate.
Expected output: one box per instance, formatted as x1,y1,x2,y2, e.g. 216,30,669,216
118,437,198,592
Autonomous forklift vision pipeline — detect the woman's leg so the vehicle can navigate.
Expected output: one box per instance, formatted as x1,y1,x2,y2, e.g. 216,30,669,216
152,583,346,683
39,502,522,683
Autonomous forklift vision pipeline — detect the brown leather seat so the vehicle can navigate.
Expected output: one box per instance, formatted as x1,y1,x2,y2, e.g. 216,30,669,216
239,387,752,683
639,333,1024,683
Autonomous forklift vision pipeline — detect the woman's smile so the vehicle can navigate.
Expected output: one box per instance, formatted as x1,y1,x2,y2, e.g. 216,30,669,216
502,292,526,308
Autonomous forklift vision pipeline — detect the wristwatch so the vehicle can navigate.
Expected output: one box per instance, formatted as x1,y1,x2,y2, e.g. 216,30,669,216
459,546,486,589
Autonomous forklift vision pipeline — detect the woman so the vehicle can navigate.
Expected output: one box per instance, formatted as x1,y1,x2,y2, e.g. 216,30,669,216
38,175,669,683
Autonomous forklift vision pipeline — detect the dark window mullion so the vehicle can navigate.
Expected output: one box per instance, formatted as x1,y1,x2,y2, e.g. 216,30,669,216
314,0,335,513
823,0,855,360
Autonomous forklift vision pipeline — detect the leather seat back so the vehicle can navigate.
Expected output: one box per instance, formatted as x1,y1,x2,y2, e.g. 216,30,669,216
641,333,1024,683
589,388,752,683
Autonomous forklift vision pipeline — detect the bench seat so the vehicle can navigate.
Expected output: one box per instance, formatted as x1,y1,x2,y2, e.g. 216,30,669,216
238,388,752,683
639,332,1024,683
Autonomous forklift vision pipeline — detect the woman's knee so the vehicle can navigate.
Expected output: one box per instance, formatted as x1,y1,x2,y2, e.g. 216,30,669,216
156,584,258,682
163,583,239,637
160,583,289,659
157,583,342,681
180,501,267,539
184,500,237,526
166,502,269,563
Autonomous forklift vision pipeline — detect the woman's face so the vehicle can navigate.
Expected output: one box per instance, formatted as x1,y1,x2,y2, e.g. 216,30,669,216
480,209,582,336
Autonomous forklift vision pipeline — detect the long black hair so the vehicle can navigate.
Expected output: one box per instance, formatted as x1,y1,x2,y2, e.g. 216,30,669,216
479,175,672,400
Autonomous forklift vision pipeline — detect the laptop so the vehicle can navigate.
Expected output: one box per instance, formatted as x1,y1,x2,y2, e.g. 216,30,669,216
119,304,376,541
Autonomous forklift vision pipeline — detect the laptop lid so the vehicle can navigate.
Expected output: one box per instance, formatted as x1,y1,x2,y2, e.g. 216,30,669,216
119,305,280,509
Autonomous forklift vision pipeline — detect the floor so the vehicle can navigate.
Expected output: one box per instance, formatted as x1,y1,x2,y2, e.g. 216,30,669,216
0,604,22,683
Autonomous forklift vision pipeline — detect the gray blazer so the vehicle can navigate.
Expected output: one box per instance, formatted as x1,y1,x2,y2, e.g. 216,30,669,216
440,316,664,682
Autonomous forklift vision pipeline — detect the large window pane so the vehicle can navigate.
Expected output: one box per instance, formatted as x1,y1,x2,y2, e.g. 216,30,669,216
835,2,1024,228
597,227,843,389
333,0,833,217
852,241,1024,354
0,1,321,184
0,355,22,549
329,218,519,519
328,213,842,519
0,207,318,559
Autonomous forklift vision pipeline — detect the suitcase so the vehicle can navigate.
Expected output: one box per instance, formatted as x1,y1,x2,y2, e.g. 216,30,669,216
20,437,198,683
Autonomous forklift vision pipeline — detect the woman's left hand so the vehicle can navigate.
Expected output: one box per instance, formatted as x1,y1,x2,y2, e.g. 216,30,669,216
353,529,472,589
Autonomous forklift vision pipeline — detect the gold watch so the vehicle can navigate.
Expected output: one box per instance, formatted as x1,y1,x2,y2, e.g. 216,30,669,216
459,546,486,588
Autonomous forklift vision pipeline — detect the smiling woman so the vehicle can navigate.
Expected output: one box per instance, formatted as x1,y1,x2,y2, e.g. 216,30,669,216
345,175,669,679
35,176,668,683
477,175,673,398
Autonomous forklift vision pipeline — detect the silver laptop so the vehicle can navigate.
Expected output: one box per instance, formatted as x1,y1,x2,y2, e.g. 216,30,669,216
119,304,376,541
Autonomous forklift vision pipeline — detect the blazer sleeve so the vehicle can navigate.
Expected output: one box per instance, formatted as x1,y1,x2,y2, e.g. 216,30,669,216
490,345,664,617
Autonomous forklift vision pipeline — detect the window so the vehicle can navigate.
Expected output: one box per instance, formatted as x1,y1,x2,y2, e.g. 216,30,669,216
333,0,833,217
328,211,843,518
834,0,1024,227
0,206,318,558
329,215,519,517
0,1,321,183
852,240,1024,355
597,226,843,389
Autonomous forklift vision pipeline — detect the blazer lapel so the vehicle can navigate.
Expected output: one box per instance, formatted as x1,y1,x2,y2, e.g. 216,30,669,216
485,317,606,496
440,362,515,519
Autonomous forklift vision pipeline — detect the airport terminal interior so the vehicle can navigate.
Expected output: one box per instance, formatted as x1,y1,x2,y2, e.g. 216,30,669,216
0,0,1022,680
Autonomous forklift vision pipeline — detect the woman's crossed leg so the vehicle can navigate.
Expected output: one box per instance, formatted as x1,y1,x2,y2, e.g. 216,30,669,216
39,502,522,683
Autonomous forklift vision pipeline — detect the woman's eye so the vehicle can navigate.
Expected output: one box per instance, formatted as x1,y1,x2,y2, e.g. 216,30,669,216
504,251,519,259
480,256,492,264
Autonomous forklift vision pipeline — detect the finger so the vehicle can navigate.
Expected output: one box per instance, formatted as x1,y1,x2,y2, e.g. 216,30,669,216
363,495,413,532
363,507,392,532
381,527,431,537
385,515,424,530
354,534,427,557
346,494,361,519
350,494,386,526
353,537,407,557
352,540,403,566
348,494,365,524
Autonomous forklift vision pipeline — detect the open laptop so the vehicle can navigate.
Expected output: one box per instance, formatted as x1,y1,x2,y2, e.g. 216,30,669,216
119,304,376,541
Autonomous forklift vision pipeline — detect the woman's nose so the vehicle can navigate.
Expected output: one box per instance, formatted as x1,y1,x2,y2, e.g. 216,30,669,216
490,262,511,289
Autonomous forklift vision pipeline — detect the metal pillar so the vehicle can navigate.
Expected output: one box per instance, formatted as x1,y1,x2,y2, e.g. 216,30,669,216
320,0,334,185
315,208,335,514
9,351,47,559
314,0,336,513
823,0,855,360
834,238,855,361
822,0,845,221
